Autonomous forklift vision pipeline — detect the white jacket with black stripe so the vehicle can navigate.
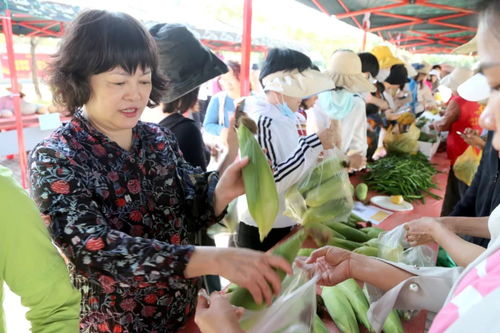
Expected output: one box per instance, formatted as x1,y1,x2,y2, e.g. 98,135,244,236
237,96,323,229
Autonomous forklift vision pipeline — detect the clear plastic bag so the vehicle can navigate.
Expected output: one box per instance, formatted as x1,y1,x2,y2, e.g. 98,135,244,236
239,267,319,333
283,152,354,226
378,225,435,267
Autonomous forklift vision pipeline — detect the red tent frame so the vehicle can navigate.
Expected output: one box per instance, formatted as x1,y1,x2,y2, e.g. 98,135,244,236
1,10,64,188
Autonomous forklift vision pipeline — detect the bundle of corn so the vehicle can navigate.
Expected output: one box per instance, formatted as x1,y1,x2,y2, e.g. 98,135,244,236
285,157,354,226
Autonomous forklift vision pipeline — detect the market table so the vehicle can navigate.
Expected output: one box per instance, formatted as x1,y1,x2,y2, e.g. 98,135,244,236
180,151,450,333
310,151,450,333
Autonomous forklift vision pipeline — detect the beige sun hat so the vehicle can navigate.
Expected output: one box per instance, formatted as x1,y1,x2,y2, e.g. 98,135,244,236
440,67,474,92
452,36,477,54
262,68,335,98
326,50,376,93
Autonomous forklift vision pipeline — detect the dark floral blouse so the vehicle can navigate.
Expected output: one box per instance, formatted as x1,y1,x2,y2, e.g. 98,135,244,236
29,111,221,332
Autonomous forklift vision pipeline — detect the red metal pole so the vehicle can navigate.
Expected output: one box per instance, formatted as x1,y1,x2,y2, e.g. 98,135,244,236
240,0,252,97
2,10,28,188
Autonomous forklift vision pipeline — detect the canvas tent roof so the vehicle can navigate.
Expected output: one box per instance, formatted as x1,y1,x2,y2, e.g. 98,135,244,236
295,0,480,53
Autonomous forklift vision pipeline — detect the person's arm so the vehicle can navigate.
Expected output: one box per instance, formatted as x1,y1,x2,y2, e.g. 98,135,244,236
257,115,323,193
203,94,224,136
30,147,289,306
404,217,487,266
433,99,460,132
301,247,414,292
0,167,81,333
439,216,490,238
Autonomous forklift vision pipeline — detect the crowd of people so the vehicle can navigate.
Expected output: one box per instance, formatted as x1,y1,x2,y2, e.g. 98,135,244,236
1,0,500,332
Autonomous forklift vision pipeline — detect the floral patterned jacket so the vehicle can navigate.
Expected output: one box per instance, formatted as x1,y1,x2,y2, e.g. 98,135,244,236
29,111,221,332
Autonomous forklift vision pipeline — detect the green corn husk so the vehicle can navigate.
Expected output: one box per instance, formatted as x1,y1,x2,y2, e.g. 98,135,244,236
337,279,375,332
353,246,379,257
313,313,329,333
325,221,371,243
361,227,385,239
383,309,404,333
305,174,352,207
327,237,363,251
302,199,352,225
237,124,279,241
298,158,347,194
322,285,359,333
229,229,306,310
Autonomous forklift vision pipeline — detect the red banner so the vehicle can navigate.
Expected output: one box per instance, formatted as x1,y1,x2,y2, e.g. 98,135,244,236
0,53,52,79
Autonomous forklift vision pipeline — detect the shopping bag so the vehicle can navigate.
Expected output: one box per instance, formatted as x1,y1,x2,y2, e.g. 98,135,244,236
378,225,435,267
239,266,319,333
383,123,421,154
283,151,354,226
453,145,482,186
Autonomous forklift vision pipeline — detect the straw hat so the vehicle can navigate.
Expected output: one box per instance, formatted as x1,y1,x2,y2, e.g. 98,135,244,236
262,68,335,98
452,36,477,54
371,45,403,70
326,50,376,93
440,67,473,93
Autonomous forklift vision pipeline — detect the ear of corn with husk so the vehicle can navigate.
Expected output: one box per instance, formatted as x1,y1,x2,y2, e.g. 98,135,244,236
237,123,279,241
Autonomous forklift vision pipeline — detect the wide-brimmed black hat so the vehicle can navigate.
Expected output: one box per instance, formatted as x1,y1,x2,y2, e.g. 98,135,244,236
149,23,228,103
385,64,409,86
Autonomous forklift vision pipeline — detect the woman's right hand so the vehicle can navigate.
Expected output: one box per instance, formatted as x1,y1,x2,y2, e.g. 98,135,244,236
296,246,352,286
185,247,292,306
318,120,341,150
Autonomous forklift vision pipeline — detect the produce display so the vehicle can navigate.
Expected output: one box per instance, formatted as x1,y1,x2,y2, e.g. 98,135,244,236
362,152,441,202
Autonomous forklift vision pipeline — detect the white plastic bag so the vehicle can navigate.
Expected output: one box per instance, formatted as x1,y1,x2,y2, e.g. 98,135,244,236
240,267,319,333
378,225,435,267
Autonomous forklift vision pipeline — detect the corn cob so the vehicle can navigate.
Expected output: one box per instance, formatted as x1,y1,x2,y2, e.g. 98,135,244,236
305,174,351,207
237,124,279,241
361,227,385,239
302,199,352,225
229,229,306,310
353,246,379,257
328,237,363,251
313,313,329,333
325,221,370,242
337,279,375,332
322,285,359,333
383,309,404,333
298,158,347,194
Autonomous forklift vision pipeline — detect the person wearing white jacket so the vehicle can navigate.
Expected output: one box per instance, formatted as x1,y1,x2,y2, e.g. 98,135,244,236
307,50,375,171
237,48,336,251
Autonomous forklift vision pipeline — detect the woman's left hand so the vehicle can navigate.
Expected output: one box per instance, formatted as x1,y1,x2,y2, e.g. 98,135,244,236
214,157,249,215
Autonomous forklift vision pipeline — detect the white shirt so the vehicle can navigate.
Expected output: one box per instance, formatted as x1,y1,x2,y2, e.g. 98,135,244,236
306,96,368,155
238,96,323,228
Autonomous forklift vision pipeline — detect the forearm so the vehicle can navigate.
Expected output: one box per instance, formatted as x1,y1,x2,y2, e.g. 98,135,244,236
349,254,414,291
217,148,238,175
184,247,217,278
437,216,490,238
432,223,485,267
